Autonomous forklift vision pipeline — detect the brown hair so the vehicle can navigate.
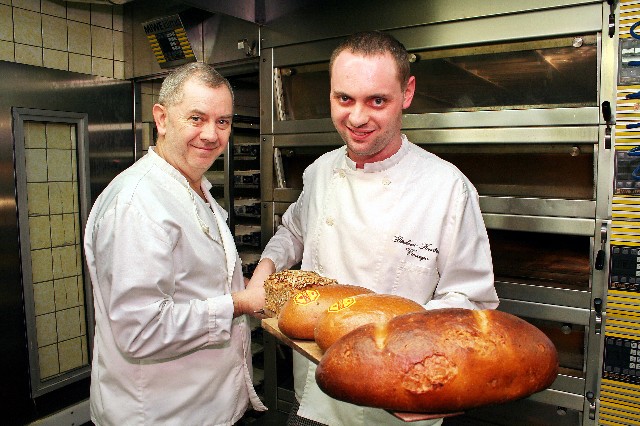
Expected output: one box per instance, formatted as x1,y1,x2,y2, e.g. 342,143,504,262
329,31,411,89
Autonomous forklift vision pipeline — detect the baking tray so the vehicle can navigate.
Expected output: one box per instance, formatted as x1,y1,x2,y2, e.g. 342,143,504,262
261,317,462,422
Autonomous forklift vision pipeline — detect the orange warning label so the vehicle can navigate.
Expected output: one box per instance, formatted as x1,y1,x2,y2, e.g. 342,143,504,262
294,289,320,305
328,297,356,312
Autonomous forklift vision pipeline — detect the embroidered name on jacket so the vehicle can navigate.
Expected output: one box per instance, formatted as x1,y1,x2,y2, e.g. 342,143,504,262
393,235,439,261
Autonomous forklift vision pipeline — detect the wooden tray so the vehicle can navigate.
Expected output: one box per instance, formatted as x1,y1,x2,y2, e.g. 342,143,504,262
260,317,463,422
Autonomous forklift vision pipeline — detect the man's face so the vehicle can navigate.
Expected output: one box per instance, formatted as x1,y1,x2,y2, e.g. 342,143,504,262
153,79,233,184
330,51,415,166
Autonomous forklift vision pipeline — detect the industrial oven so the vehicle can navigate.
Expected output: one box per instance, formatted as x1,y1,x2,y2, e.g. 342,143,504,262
259,1,618,425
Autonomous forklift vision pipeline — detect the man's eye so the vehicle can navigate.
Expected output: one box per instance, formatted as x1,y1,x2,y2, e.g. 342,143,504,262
190,116,202,122
340,95,350,102
217,119,231,128
373,98,385,106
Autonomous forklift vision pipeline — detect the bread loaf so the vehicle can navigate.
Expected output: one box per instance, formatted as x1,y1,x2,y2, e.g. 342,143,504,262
314,293,425,352
315,309,559,413
263,270,337,316
278,284,374,340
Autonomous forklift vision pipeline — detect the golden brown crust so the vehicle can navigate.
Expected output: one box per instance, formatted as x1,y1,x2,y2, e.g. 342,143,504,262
263,270,337,316
315,309,559,413
278,284,374,340
313,293,426,352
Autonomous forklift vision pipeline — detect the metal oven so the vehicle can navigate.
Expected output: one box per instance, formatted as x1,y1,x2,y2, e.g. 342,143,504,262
259,1,615,425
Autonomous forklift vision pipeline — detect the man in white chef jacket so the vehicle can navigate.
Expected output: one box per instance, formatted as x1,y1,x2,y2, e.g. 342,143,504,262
249,31,499,426
84,62,266,426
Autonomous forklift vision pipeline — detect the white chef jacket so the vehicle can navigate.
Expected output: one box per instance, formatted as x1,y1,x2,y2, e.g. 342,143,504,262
261,135,498,426
84,147,266,426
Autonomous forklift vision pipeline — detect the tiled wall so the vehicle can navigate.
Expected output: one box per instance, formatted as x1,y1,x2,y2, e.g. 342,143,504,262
0,0,132,79
24,120,88,379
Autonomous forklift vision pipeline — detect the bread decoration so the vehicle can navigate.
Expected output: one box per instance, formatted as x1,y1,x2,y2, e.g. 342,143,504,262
315,309,559,413
314,293,426,352
263,270,338,316
278,284,374,340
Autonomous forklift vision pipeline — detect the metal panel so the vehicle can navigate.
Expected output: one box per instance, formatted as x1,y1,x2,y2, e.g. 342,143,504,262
262,0,603,50
0,61,132,424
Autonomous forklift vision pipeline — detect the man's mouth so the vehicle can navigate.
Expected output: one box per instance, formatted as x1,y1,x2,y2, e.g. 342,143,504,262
348,127,373,139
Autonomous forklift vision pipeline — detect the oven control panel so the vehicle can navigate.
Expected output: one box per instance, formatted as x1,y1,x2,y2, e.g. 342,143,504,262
610,246,640,292
603,336,640,384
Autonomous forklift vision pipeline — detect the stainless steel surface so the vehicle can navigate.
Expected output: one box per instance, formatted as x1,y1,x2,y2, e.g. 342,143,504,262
0,61,132,423
259,1,614,424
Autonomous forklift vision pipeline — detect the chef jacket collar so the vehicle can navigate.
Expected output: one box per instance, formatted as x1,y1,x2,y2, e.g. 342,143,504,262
343,134,410,173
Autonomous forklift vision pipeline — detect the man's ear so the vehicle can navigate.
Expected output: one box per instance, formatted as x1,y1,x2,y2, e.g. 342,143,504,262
152,104,168,137
402,76,416,109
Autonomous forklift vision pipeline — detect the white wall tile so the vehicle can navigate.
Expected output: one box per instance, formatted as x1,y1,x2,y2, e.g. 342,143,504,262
41,0,66,18
13,7,42,46
43,48,68,70
68,52,91,74
42,14,67,51
0,4,13,41
67,20,90,54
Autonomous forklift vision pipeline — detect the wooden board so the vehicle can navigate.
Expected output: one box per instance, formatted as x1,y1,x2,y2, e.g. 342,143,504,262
261,317,323,364
261,317,463,423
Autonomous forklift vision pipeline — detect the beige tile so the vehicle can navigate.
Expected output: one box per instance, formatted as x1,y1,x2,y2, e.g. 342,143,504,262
0,39,14,62
67,20,90,55
113,5,123,31
27,182,50,216
24,121,46,149
52,244,78,278
36,312,57,346
71,147,78,181
46,122,72,149
42,14,67,51
91,56,112,78
38,344,60,378
141,93,155,122
41,0,66,18
54,276,76,309
91,25,112,59
47,148,73,181
13,8,42,46
77,275,85,305
15,43,42,66
0,0,11,6
50,213,75,246
13,0,40,12
29,215,51,249
113,29,124,61
68,52,91,74
25,148,48,182
79,304,86,334
43,48,68,71
140,81,153,95
59,337,84,372
66,2,89,23
0,5,13,41
31,248,53,283
141,122,153,150
33,281,56,315
70,125,77,150
72,182,79,212
56,306,81,340
81,333,88,365
48,181,75,214
49,182,74,213
91,3,111,28
114,60,124,80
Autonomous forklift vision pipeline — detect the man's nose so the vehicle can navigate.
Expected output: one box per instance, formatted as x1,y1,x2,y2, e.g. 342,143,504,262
200,121,218,141
348,104,368,127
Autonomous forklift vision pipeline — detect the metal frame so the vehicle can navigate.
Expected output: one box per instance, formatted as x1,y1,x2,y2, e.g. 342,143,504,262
12,107,94,398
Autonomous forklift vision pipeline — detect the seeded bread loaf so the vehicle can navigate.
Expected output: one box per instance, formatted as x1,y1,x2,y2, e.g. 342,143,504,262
313,293,425,352
315,309,559,413
278,284,374,340
263,270,337,316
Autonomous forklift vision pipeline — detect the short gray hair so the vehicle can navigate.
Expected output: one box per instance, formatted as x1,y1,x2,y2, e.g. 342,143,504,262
158,62,234,106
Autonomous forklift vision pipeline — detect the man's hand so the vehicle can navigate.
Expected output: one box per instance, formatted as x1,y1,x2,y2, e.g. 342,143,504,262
233,259,276,318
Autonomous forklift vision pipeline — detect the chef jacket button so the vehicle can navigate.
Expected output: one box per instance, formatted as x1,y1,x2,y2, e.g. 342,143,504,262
339,170,346,178
382,177,391,186
326,217,334,226
318,265,324,273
